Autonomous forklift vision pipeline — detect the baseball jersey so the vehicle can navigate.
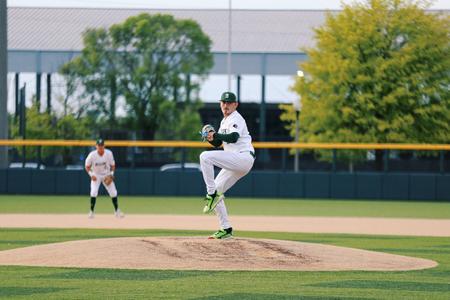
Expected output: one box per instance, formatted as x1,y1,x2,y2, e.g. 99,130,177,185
85,149,115,175
218,110,254,153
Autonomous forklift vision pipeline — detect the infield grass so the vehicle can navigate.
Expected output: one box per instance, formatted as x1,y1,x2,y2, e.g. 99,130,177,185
1,195,449,299
0,228,449,299
1,195,449,218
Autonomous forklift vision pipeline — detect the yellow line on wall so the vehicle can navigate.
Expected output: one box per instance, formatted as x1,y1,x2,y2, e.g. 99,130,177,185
0,140,449,150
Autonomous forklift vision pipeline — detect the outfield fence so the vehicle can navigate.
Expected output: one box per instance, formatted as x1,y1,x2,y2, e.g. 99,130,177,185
1,140,449,200
0,139,449,173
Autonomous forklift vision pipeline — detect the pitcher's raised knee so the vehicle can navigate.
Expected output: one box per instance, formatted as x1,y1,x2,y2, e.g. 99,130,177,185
199,151,212,164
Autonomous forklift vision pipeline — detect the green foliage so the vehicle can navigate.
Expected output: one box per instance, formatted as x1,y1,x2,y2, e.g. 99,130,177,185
10,102,56,160
56,114,91,141
11,104,54,140
60,28,119,125
55,114,93,165
287,0,450,163
279,103,297,137
9,103,92,163
10,102,51,159
279,103,303,157
156,100,204,161
60,13,213,139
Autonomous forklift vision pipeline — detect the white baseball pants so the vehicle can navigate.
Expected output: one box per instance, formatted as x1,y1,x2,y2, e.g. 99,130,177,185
90,174,118,198
199,150,254,229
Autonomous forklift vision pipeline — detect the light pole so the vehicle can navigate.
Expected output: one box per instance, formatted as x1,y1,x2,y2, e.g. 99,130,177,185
293,100,301,172
293,70,304,172
0,0,7,168
227,0,232,91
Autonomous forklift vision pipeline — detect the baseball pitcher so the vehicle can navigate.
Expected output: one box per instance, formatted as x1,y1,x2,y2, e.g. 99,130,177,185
199,91,255,239
85,138,124,218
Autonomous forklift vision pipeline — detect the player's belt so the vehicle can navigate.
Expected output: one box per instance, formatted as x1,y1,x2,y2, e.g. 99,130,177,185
240,150,256,159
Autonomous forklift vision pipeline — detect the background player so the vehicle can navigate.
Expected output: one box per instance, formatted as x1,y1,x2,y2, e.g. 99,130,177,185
85,138,124,218
199,92,255,239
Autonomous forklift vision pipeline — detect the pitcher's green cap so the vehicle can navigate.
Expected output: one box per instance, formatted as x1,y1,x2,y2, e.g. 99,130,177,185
220,92,237,102
96,138,105,146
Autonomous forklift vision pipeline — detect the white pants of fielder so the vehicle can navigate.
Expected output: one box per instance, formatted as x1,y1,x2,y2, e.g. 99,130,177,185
199,150,254,229
90,174,118,198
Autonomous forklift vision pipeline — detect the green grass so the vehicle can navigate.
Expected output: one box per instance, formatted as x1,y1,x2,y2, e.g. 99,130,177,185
1,195,449,218
0,228,450,299
1,195,449,298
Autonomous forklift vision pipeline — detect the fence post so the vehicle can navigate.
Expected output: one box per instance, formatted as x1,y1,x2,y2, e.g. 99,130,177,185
332,149,337,172
130,147,135,169
22,146,26,167
439,150,444,174
181,147,186,170
37,146,42,169
383,149,389,172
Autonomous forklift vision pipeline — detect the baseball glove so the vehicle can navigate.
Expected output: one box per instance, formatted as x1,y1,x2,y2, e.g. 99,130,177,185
200,124,215,141
103,175,114,186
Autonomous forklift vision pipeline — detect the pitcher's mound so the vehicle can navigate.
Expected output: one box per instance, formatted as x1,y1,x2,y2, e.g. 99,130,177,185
0,237,437,271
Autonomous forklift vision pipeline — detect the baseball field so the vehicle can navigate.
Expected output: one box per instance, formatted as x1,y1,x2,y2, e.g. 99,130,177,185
0,195,450,299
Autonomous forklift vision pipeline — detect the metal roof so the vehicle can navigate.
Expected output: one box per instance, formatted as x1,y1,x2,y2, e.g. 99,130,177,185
7,7,448,75
8,7,331,52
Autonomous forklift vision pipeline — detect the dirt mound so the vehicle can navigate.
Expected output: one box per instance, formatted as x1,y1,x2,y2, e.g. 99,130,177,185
0,237,437,271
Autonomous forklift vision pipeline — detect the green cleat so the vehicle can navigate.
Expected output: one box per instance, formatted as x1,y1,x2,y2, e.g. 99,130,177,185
208,228,233,239
202,192,223,214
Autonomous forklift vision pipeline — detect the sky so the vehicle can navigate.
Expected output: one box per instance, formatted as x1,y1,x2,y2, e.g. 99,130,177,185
7,0,450,9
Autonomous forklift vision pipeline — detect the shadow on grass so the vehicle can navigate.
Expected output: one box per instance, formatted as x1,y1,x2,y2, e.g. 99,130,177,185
0,240,52,246
192,294,375,300
0,286,73,297
309,280,450,292
38,269,217,281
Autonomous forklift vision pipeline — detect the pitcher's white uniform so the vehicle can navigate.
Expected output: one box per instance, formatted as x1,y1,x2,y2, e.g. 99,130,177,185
199,110,255,229
85,149,117,198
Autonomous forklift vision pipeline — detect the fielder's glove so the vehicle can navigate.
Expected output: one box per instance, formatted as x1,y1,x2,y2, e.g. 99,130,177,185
200,124,215,141
103,175,115,186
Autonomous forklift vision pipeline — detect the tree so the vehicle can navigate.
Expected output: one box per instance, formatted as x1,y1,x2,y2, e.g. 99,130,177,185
60,29,119,126
60,13,213,139
10,101,56,161
55,114,92,165
288,0,450,169
9,100,92,165
156,100,205,161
